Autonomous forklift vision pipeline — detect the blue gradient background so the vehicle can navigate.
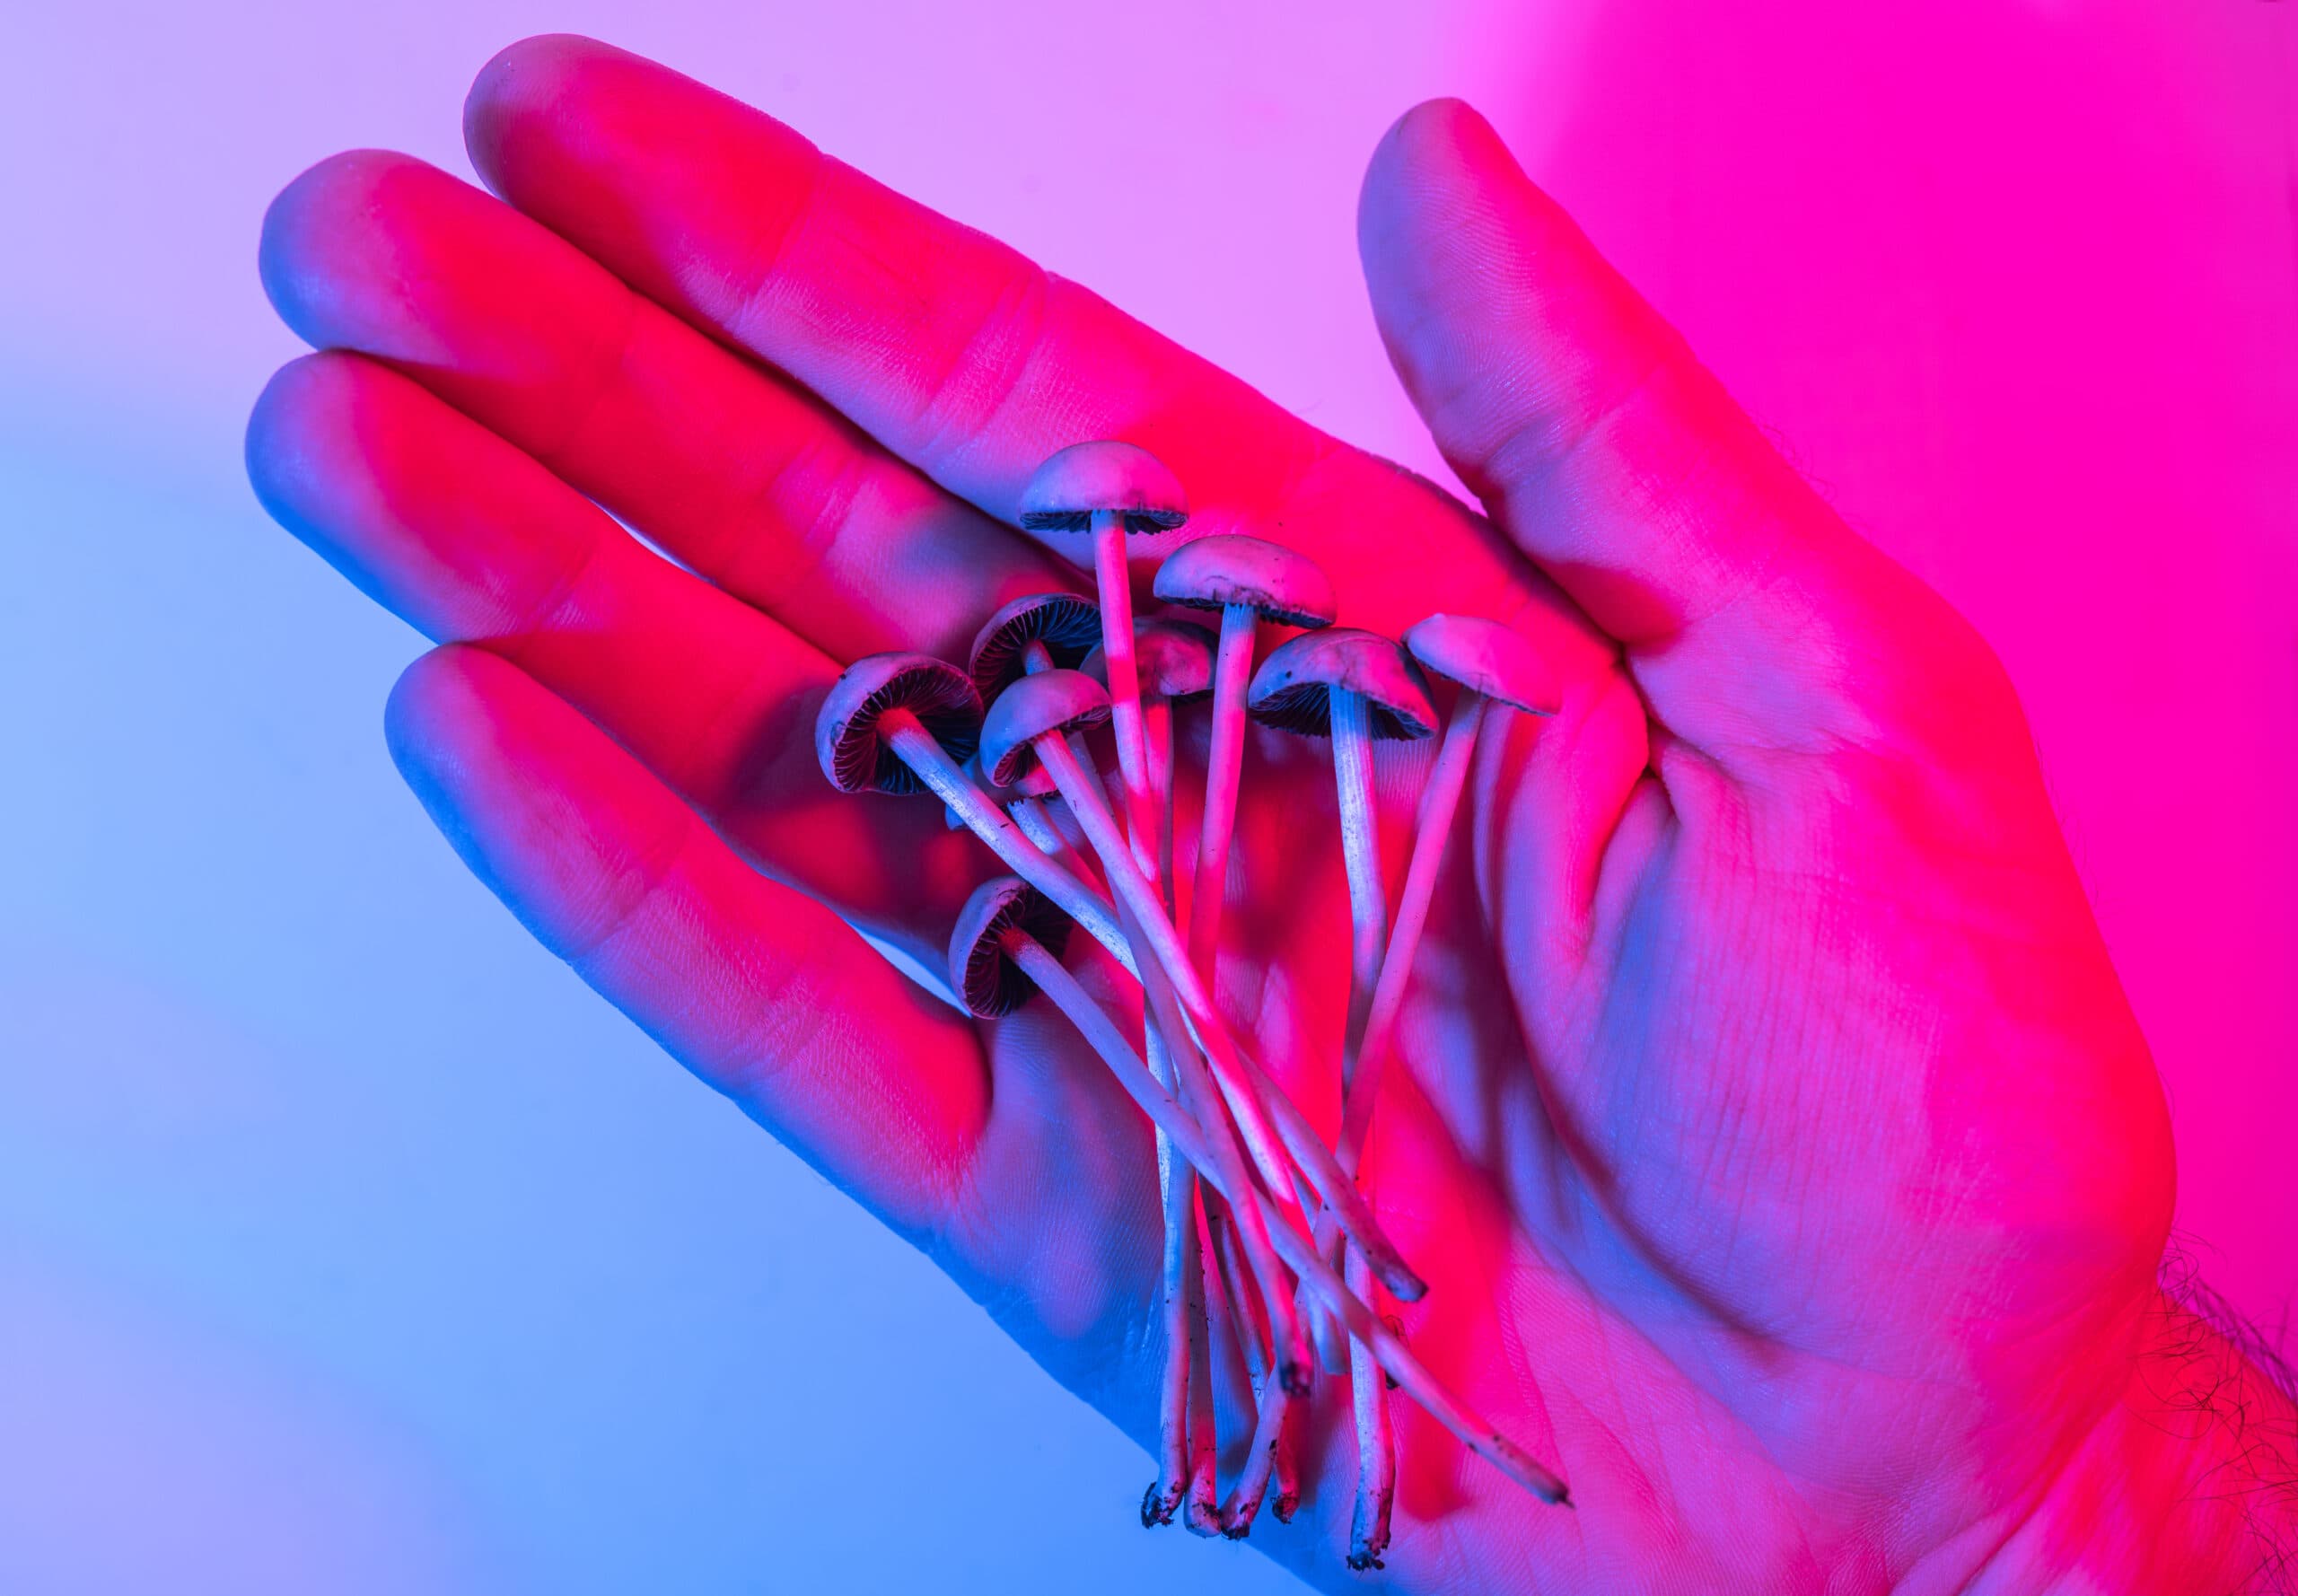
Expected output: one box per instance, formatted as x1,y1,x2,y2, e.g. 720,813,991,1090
4,3,2291,1592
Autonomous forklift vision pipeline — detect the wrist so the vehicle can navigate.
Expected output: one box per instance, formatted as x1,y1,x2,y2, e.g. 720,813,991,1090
1962,1276,2297,1595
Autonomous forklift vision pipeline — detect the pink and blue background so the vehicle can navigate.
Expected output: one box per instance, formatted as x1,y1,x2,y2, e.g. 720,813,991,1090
3,3,2292,1590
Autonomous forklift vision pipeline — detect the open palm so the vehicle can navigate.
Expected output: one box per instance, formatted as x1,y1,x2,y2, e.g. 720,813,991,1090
250,36,2180,1592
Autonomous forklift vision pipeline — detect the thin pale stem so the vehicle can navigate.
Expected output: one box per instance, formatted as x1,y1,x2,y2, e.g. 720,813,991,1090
1346,1246,1397,1569
1206,1199,1293,1538
1340,692,1487,1171
1012,935,1570,1505
1020,917,1311,1393
1092,512,1160,871
1219,1355,1293,1537
1188,603,1257,974
1039,730,1428,1302
1181,1190,1221,1535
1039,733,1302,1201
1274,1393,1302,1521
1208,1199,1270,1386
1330,687,1390,1087
1328,687,1394,1387
1146,697,1177,911
1008,795,1081,876
1039,636,1193,1526
1145,1012,1192,1527
884,715,1124,958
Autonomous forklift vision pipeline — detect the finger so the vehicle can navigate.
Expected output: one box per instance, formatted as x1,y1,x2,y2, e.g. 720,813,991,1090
247,349,986,960
258,148,1071,664
458,34,1595,656
1358,99,1968,759
384,643,982,1240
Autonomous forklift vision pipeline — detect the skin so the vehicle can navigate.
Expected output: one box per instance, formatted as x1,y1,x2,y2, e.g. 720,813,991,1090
246,36,2294,1592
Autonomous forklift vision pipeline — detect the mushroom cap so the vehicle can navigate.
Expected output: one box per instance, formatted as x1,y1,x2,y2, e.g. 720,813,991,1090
1152,534,1337,630
968,591,1103,699
979,668,1113,786
1083,617,1216,702
1402,614,1564,716
948,875,1072,1018
1247,627,1437,741
815,652,984,794
1012,760,1059,800
1017,441,1189,534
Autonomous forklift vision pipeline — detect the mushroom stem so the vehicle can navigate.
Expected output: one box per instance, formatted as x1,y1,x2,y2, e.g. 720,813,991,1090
883,713,1125,957
1037,732,1428,1304
1181,1191,1222,1535
1207,1197,1271,1387
1117,870,1318,1395
1219,1354,1293,1537
1009,934,1571,1506
1329,687,1390,1088
1346,1247,1397,1569
1091,510,1160,864
1066,636,1199,1530
1008,795,1080,874
1188,602,1258,973
1333,691,1487,1189
1038,734,1302,1200
1144,1013,1193,1529
1026,904,1314,1395
1145,696,1178,908
1329,686,1399,1554
1206,1194,1292,1538
1274,1390,1304,1521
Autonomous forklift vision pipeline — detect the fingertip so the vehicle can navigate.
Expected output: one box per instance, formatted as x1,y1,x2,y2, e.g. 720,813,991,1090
244,350,420,608
382,645,504,896
259,149,452,354
245,349,373,539
462,33,627,189
1359,97,1516,257
383,643,496,794
383,645,656,950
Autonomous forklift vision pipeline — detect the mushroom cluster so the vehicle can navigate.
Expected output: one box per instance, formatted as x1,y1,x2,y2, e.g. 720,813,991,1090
814,441,1566,1567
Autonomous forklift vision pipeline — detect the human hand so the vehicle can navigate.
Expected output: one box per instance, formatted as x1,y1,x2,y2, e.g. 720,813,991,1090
247,35,2292,1592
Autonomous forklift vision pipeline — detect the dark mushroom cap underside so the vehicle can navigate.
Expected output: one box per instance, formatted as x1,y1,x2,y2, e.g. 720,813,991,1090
948,875,1073,1018
969,591,1104,699
1247,627,1436,741
815,652,984,794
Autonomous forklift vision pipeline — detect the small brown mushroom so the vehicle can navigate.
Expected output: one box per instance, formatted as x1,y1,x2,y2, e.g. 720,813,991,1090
1153,534,1338,979
980,668,1115,788
967,591,1104,700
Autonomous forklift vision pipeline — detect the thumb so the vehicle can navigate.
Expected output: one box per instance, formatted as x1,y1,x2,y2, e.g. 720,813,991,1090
1359,99,1948,762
